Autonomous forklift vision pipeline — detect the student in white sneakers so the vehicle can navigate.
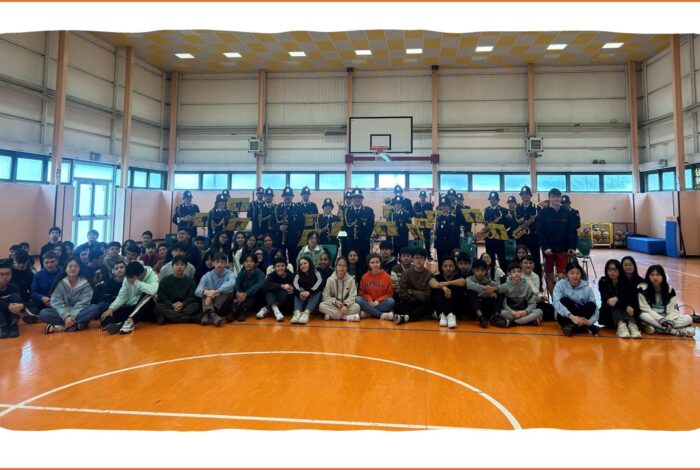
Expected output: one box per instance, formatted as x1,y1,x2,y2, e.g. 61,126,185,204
638,265,695,338
552,262,599,337
291,256,323,324
356,254,395,321
429,257,466,329
194,252,235,327
259,256,294,322
100,261,159,335
319,257,361,322
520,255,555,321
598,259,641,338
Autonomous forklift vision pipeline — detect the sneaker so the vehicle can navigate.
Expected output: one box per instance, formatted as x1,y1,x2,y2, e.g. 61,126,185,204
299,310,310,324
359,310,370,319
6,322,19,338
210,312,222,327
226,311,235,323
678,327,696,338
345,314,360,322
588,325,600,336
22,311,39,324
200,312,211,326
273,308,284,322
627,322,642,339
119,318,135,335
380,311,394,321
291,310,302,324
439,313,447,327
102,322,123,335
562,324,575,337
643,324,656,335
491,316,508,328
237,311,246,322
256,307,269,319
76,321,89,331
617,322,630,338
0,326,8,339
533,318,542,327
478,315,489,329
446,313,457,329
156,315,166,326
394,314,408,325
45,324,65,334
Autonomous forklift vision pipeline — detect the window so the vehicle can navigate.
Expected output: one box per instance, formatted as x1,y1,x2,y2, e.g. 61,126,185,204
378,173,405,189
685,168,692,190
289,173,316,190
409,173,432,189
537,174,566,192
661,170,675,191
148,172,163,189
115,167,121,186
603,174,633,192
503,174,530,192
570,174,600,192
47,160,72,184
440,173,468,191
15,157,44,182
231,172,257,190
352,173,375,188
319,173,345,190
645,172,659,192
262,172,286,189
174,172,200,190
471,174,500,191
202,173,228,190
132,170,148,188
73,162,114,181
0,155,11,179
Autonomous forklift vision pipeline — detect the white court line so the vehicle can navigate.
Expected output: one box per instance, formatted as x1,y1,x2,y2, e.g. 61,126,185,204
0,351,521,430
631,260,700,280
0,403,492,431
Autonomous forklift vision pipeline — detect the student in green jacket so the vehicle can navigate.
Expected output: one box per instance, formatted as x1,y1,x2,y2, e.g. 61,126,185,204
100,261,159,335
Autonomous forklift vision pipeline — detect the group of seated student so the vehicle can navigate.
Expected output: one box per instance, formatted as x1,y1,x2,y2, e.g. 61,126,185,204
1,225,697,340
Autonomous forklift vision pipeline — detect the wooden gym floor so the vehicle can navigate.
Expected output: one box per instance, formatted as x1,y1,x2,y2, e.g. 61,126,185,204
1,249,699,431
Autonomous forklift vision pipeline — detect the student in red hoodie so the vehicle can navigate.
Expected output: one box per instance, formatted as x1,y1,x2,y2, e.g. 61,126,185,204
355,254,395,321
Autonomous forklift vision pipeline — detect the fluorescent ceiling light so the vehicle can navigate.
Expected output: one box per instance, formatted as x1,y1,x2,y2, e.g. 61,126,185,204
602,42,624,49
547,44,567,50
355,50,372,56
289,51,306,57
406,48,423,54
175,53,194,59
223,52,242,58
475,46,494,53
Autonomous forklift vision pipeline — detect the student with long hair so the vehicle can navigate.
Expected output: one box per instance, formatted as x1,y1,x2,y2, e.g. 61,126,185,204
319,257,361,322
638,265,695,338
621,256,645,288
233,231,247,254
480,252,505,284
552,262,599,337
356,253,395,321
195,251,215,284
598,259,641,338
429,257,467,329
40,257,100,333
346,249,365,286
291,256,323,324
260,234,279,271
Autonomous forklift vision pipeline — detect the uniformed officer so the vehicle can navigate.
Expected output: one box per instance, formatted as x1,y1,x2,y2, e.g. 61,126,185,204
434,196,460,262
454,192,472,237
506,195,519,238
446,188,457,206
318,198,340,246
297,186,319,217
338,190,352,219
221,189,231,203
388,195,411,256
172,190,200,239
260,188,276,236
561,195,581,230
250,186,265,238
484,191,510,270
393,184,415,217
413,190,434,259
343,188,375,262
515,185,542,278
208,194,231,240
274,186,303,262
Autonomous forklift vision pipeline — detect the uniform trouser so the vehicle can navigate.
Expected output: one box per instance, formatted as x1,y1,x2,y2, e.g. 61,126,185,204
294,292,321,312
265,290,293,313
40,304,101,326
101,296,156,326
556,297,597,333
520,233,543,281
319,300,360,320
497,306,543,325
485,238,507,270
539,301,556,322
639,307,694,333
285,242,301,267
422,230,432,258
391,236,408,257
434,289,466,316
475,295,502,319
355,297,395,318
202,292,233,314
395,299,434,322
155,302,201,323
599,305,637,328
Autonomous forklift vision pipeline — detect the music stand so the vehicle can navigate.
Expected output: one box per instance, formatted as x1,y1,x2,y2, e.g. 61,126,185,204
462,208,485,224
304,214,319,228
331,221,343,237
407,224,424,241
414,218,432,229
424,210,444,224
193,213,209,227
489,224,509,241
227,198,250,213
224,218,250,232
382,205,393,219
372,221,398,238
298,229,321,247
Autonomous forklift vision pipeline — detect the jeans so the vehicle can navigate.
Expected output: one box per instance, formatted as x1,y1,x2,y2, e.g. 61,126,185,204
355,297,395,318
294,292,321,312
40,304,101,326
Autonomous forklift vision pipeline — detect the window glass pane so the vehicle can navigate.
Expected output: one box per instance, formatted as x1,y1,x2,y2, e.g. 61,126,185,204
115,168,121,187
289,173,316,190
409,173,432,189
48,160,72,183
661,170,675,191
319,173,345,190
645,173,659,192
132,170,148,188
352,173,375,188
149,172,162,189
202,173,228,190
472,173,500,191
537,174,566,192
685,168,692,190
73,162,114,181
15,158,44,181
231,172,256,190
503,174,530,192
174,172,200,190
0,155,12,179
694,167,700,189
603,174,633,192
439,173,468,191
262,172,286,189
377,173,405,189
569,174,600,192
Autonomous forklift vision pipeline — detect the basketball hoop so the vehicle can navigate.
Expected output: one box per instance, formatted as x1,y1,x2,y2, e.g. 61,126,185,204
371,146,392,162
